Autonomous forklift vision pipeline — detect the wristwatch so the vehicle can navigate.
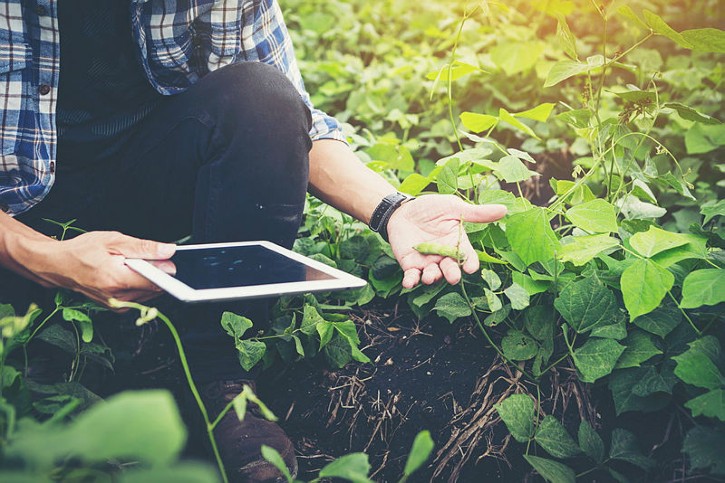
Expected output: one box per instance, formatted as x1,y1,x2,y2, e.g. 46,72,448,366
369,192,414,242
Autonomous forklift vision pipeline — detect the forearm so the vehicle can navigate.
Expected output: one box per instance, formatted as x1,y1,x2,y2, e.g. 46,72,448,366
0,212,55,282
308,139,397,224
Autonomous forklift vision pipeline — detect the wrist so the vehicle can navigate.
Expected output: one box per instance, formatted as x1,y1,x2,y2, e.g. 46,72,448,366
369,192,414,242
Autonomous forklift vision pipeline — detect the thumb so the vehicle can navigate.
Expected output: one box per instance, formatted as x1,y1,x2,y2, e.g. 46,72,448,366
108,234,177,260
458,202,508,223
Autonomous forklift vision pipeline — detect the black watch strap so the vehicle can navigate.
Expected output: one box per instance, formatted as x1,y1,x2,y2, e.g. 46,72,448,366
369,192,413,242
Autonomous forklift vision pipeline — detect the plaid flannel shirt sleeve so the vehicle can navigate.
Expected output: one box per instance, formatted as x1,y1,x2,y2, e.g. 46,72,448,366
242,0,346,143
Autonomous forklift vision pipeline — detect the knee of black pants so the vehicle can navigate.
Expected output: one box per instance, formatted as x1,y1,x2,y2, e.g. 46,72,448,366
201,62,312,197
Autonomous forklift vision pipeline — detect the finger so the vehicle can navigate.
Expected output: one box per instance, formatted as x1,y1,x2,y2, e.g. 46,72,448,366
402,268,422,289
459,202,508,223
106,232,176,260
461,241,481,274
148,260,177,276
439,257,462,285
421,264,443,285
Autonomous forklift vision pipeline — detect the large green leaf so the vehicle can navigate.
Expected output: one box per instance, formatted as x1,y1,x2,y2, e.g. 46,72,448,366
506,208,560,266
495,394,535,443
491,41,544,76
319,453,373,483
685,389,725,421
554,275,620,334
578,421,605,463
434,292,472,323
680,269,725,309
237,340,267,371
460,112,498,133
632,304,681,338
534,416,581,459
683,426,725,475
642,10,692,49
499,108,538,139
615,331,663,369
495,155,537,183
403,431,435,477
566,199,618,233
544,55,605,87
621,259,674,321
501,330,539,361
515,103,556,122
629,226,692,258
559,234,620,266
7,391,186,467
673,336,724,390
609,428,655,470
119,463,218,483
681,28,725,53
573,338,626,383
523,455,576,483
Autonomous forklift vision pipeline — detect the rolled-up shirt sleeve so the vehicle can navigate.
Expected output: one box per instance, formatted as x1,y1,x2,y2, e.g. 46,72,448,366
242,0,347,143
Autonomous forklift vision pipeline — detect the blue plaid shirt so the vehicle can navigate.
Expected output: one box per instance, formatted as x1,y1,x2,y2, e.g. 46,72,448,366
0,0,344,216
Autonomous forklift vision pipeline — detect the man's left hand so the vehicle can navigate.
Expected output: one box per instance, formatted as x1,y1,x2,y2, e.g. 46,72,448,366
386,195,507,288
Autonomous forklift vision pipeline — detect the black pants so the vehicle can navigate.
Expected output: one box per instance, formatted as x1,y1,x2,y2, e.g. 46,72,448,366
0,62,313,381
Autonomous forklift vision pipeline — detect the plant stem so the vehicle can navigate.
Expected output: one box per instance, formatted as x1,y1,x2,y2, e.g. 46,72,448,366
155,311,229,483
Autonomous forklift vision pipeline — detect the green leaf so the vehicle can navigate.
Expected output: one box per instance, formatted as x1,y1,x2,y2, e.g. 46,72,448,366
590,317,627,340
436,159,459,194
621,259,674,321
399,173,431,196
615,331,663,369
523,455,576,483
506,208,560,266
426,61,479,81
484,289,503,312
686,123,725,154
300,304,325,336
499,108,538,139
495,155,537,183
261,446,293,483
221,312,254,339
557,16,578,59
403,431,435,477
501,330,538,361
609,368,665,415
554,275,620,334
629,226,691,257
559,234,620,266
566,199,618,233
333,321,370,364
578,421,605,463
609,428,654,470
512,272,550,295
664,102,721,125
650,234,708,268
631,365,677,397
495,394,535,443
434,292,472,323
534,416,581,459
237,340,267,371
515,103,556,122
683,426,725,475
573,338,626,383
673,337,724,390
504,283,530,310
490,41,544,76
6,391,186,467
632,304,681,338
701,199,725,224
317,321,334,349
681,28,725,53
319,453,373,483
544,56,604,87
460,112,498,133
480,269,502,290
680,269,725,309
617,6,650,31
642,10,692,49
685,389,725,421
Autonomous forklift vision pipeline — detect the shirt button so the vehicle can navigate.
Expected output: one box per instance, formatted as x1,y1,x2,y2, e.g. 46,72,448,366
39,84,51,96
50,161,56,174
35,5,46,16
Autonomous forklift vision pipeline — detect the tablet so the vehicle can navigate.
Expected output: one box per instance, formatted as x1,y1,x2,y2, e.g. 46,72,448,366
125,241,367,303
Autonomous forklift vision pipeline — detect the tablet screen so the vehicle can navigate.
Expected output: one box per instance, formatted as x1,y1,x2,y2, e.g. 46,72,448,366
170,245,336,290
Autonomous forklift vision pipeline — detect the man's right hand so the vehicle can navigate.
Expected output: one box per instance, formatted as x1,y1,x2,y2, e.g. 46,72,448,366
5,229,176,307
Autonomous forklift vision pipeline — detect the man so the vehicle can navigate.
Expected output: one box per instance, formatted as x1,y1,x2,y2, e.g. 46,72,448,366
0,0,506,480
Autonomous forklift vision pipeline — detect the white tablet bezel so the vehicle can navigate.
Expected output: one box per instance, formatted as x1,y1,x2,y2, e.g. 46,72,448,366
125,240,368,303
